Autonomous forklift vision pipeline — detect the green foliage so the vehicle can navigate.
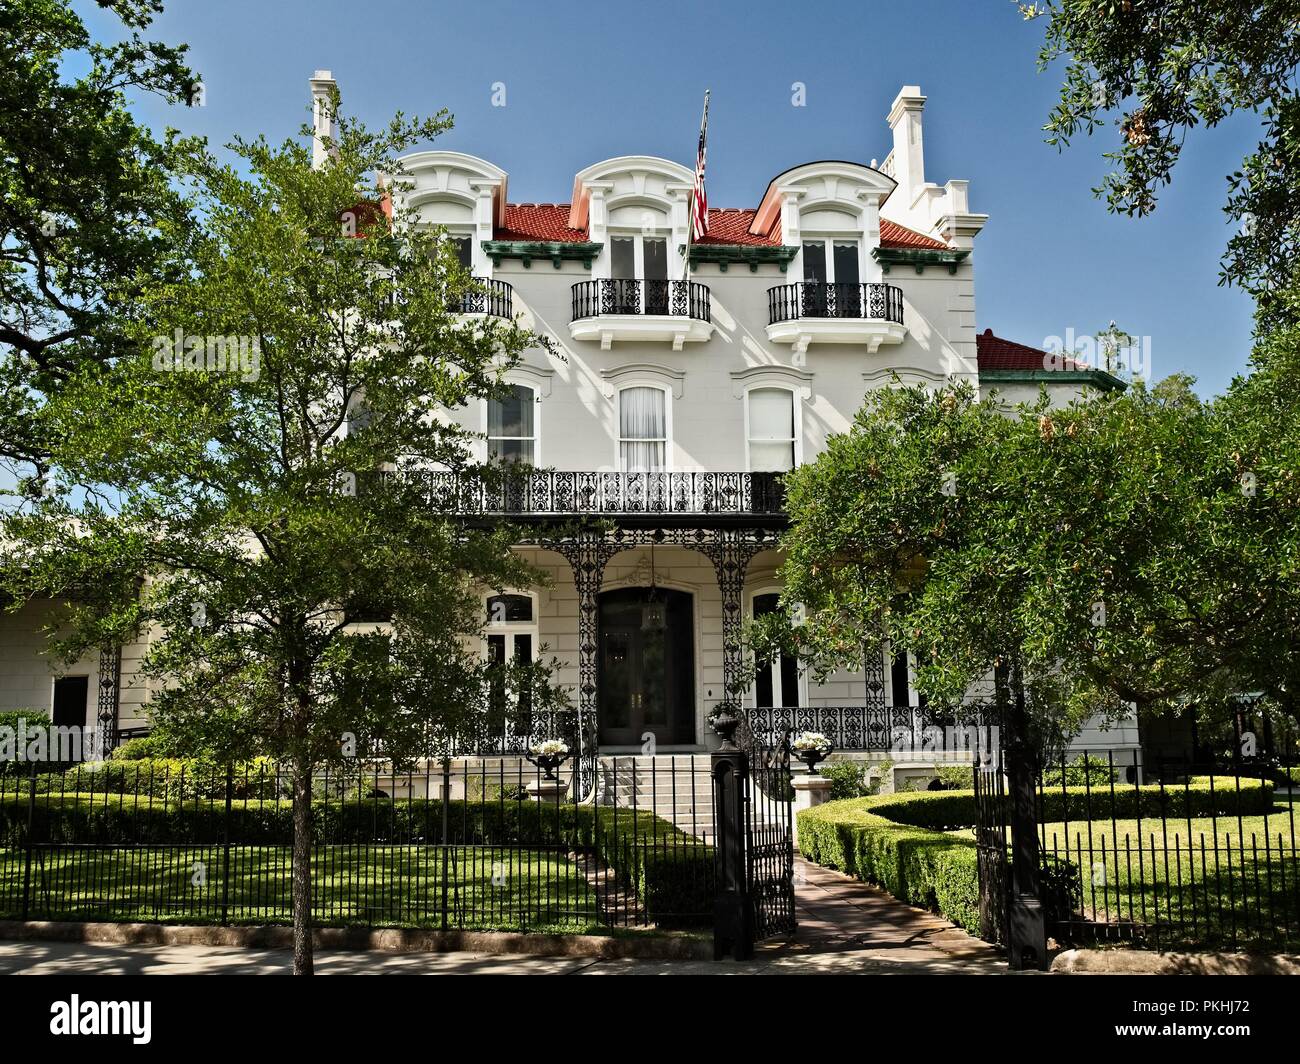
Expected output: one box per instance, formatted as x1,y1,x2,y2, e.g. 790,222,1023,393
934,764,974,790
818,759,868,800
1041,755,1116,789
1028,0,1300,323
0,0,201,469
109,735,165,761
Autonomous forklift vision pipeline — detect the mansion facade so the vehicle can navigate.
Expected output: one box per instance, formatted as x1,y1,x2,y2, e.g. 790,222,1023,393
0,75,1138,778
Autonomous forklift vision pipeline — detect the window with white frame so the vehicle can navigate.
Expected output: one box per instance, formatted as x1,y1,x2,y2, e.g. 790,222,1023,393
618,386,668,472
610,234,669,313
750,591,804,708
747,388,797,472
801,238,860,284
486,383,536,464
484,592,538,734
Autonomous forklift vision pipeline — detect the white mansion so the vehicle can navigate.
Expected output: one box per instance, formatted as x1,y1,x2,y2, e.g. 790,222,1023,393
0,75,1137,779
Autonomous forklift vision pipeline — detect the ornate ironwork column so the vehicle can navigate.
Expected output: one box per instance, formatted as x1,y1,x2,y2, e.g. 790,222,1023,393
699,530,766,705
96,643,122,760
553,530,617,800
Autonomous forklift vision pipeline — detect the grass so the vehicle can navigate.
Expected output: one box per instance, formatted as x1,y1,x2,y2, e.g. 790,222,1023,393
952,806,1300,949
0,844,603,934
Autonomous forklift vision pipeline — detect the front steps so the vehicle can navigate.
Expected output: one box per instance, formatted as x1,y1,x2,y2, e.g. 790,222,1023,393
595,755,714,840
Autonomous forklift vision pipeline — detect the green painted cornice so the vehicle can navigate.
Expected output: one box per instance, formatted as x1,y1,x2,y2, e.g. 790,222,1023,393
682,244,799,272
482,241,603,269
979,368,1127,393
873,246,970,275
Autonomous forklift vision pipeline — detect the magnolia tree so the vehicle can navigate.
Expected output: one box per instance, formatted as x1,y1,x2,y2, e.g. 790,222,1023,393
748,373,1299,763
0,95,568,974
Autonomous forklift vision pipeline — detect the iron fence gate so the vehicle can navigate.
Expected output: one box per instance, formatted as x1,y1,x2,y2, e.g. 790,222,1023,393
973,734,1010,947
745,728,796,940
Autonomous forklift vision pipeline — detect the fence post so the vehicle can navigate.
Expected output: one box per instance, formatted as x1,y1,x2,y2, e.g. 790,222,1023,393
440,758,450,933
20,765,36,921
1005,672,1047,971
221,764,233,925
710,711,752,960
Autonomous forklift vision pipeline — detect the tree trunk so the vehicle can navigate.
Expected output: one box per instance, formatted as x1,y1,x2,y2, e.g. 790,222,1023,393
292,752,314,975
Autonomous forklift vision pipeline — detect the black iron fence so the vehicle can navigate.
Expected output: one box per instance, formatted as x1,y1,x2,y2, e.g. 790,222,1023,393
767,281,903,325
0,755,715,933
406,469,786,517
571,279,711,322
1029,748,1299,952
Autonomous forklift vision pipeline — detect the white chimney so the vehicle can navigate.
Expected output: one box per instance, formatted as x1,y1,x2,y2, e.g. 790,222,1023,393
887,86,926,206
310,69,337,170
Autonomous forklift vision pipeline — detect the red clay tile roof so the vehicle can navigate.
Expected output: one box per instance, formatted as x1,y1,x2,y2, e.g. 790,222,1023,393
696,208,779,246
496,204,588,242
879,219,947,250
493,202,949,251
976,329,1091,372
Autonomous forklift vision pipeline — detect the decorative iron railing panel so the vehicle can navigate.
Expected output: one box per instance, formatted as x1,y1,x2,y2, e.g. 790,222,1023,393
766,281,903,325
409,469,785,516
571,279,711,322
453,277,513,318
741,705,988,753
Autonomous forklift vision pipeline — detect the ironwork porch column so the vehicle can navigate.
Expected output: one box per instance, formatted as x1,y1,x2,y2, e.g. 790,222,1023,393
554,530,616,800
700,530,765,704
96,642,122,759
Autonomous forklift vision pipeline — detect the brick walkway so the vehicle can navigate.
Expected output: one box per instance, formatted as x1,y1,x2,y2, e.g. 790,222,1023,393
740,857,1010,974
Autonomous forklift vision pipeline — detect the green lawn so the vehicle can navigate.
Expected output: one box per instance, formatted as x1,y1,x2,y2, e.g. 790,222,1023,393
0,844,603,934
956,807,1300,948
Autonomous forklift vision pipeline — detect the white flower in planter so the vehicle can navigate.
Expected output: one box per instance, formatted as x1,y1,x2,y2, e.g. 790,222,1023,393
792,731,832,754
530,739,569,758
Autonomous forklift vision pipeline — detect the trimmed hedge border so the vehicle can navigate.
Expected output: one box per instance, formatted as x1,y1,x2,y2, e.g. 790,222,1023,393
796,776,1274,937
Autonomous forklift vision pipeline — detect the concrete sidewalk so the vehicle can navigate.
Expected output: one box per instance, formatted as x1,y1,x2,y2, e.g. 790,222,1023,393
0,858,1012,975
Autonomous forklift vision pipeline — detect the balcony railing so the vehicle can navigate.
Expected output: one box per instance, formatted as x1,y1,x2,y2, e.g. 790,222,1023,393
571,279,711,322
409,469,785,516
767,282,903,326
743,705,991,754
454,277,513,317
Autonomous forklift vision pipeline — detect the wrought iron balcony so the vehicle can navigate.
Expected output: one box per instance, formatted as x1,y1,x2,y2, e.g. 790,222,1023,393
571,279,711,322
409,469,786,518
767,282,903,325
764,282,906,354
454,277,513,317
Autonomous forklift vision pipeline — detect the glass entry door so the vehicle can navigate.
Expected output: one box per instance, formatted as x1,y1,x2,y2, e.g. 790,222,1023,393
598,587,694,746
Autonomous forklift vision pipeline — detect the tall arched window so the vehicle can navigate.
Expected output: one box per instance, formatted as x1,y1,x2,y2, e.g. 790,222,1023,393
746,387,797,472
486,383,537,464
618,385,668,472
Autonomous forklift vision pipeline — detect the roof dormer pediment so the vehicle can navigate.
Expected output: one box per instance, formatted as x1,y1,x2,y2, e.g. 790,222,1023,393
752,161,897,237
569,156,695,231
394,151,508,227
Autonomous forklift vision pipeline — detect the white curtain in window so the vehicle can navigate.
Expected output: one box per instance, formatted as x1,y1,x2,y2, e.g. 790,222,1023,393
748,388,795,471
619,386,666,472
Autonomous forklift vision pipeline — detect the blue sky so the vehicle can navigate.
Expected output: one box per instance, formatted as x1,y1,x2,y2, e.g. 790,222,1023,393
92,0,1261,396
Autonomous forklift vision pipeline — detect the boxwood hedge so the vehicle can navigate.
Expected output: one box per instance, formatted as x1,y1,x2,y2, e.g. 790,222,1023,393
794,777,1272,938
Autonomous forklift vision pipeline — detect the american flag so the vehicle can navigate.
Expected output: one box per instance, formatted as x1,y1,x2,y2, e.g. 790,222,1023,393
691,91,710,241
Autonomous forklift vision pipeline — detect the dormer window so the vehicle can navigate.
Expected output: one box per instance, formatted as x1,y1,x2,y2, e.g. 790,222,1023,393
610,235,669,313
449,235,473,270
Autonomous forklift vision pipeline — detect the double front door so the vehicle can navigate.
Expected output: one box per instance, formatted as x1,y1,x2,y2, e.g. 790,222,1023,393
598,587,695,747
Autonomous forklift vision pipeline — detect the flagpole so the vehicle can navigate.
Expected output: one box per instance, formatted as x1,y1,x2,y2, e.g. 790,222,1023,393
684,89,710,283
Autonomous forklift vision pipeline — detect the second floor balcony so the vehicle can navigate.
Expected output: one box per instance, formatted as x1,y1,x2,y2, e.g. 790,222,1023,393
765,281,906,354
569,279,713,350
454,277,513,318
413,468,786,523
